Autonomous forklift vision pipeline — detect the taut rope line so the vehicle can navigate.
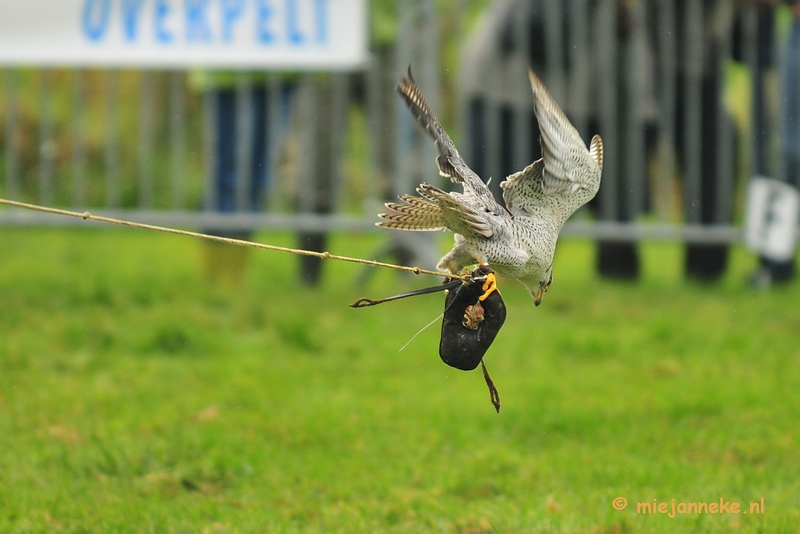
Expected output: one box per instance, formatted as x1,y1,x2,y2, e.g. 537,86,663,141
0,198,470,281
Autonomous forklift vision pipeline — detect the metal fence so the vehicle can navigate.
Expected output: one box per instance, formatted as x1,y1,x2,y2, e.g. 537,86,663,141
462,0,800,247
1,0,797,251
0,0,449,238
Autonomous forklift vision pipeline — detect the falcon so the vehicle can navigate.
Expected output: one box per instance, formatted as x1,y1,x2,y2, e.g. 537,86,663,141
377,68,603,305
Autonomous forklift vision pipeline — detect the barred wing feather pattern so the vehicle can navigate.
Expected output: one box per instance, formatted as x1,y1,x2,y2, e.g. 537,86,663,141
377,67,603,305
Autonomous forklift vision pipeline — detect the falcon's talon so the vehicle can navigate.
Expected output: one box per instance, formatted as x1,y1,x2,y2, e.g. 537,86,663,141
478,272,499,301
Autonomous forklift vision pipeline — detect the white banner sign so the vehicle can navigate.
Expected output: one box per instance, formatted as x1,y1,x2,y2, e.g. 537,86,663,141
0,0,367,69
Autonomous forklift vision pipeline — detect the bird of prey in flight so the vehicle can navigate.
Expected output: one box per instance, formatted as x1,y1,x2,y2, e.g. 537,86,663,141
378,67,603,306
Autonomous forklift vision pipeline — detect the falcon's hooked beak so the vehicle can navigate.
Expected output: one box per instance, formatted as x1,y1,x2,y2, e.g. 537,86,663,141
531,285,547,306
523,270,552,306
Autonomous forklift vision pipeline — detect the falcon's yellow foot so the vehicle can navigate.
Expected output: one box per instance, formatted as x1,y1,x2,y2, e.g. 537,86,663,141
478,272,499,302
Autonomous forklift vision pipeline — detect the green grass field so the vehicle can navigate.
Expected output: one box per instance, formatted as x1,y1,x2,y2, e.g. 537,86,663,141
1,227,799,533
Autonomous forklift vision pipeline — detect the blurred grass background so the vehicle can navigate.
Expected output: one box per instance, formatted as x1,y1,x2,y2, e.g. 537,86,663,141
1,228,799,532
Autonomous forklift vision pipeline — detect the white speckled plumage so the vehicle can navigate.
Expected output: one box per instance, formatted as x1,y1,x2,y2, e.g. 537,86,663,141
378,67,603,305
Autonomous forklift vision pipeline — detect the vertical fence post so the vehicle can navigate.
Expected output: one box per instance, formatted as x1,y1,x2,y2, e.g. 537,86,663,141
745,2,765,179
104,70,120,208
295,73,338,284
296,75,314,215
568,0,590,141
138,71,154,208
39,69,54,206
714,0,735,224
394,0,416,199
265,73,284,212
420,0,441,186
597,0,619,221
235,72,253,212
329,73,349,212
170,71,186,209
623,1,647,220
655,0,677,220
4,69,19,201
683,2,704,224
365,49,385,208
203,85,219,212
72,69,86,208
39,69,55,206
792,18,800,188
512,0,534,171
482,19,502,199
543,0,566,103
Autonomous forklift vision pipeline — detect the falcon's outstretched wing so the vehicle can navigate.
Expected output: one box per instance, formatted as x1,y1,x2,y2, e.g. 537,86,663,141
396,67,497,207
380,68,510,236
501,69,603,222
527,68,603,195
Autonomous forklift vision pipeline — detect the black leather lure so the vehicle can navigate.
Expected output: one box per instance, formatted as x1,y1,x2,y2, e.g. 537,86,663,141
351,265,505,412
439,269,506,371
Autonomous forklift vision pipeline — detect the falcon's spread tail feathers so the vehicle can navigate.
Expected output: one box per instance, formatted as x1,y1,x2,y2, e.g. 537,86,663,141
377,183,494,238
377,187,446,232
589,134,603,169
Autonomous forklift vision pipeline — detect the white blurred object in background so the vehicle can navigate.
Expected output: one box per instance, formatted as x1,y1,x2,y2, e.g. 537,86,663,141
744,176,800,262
